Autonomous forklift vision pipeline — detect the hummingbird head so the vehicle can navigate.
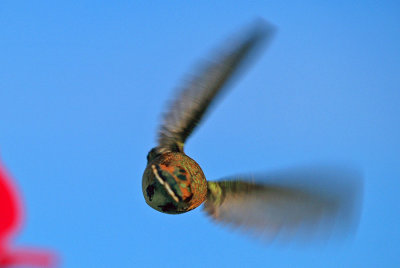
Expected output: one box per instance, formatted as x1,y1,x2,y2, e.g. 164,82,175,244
142,151,207,214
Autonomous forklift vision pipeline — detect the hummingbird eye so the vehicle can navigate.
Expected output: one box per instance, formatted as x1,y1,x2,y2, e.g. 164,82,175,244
145,183,156,201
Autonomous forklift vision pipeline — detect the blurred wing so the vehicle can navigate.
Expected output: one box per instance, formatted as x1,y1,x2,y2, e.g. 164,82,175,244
204,166,362,242
157,21,274,153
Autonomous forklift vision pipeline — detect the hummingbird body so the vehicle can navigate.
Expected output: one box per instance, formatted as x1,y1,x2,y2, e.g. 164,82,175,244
143,150,207,214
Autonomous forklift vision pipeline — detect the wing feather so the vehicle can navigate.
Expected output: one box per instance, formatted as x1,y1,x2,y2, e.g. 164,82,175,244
157,21,274,153
204,166,362,242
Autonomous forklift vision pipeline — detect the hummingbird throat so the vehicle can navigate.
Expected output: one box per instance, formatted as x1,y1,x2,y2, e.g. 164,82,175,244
151,164,180,203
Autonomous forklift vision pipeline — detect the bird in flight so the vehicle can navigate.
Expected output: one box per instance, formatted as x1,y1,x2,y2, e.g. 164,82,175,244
142,21,361,242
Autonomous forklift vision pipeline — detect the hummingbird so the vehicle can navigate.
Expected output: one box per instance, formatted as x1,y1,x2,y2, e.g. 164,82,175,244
142,21,361,241
0,157,58,267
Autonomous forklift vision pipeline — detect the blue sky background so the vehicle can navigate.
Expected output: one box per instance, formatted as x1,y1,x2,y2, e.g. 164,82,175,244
1,1,399,267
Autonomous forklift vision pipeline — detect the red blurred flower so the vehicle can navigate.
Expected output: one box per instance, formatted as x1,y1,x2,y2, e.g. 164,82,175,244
0,159,58,267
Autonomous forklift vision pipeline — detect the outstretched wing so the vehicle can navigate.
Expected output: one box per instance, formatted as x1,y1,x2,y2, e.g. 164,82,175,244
157,21,274,153
204,166,362,243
